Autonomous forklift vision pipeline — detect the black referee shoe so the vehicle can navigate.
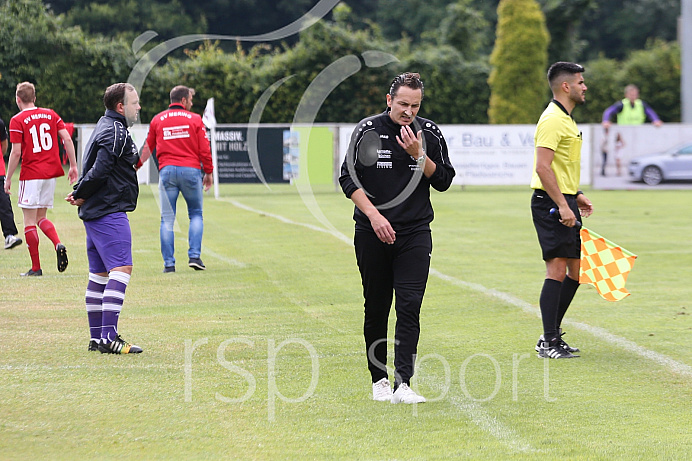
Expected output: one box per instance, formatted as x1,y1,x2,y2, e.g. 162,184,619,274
535,331,580,354
538,340,579,359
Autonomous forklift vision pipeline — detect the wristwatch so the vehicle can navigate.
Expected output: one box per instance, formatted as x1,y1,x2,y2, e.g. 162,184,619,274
416,153,426,167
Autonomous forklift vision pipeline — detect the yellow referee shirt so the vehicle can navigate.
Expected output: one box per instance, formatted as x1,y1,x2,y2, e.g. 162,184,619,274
530,101,582,194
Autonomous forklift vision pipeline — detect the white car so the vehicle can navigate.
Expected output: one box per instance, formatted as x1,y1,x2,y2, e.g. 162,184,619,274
628,143,692,185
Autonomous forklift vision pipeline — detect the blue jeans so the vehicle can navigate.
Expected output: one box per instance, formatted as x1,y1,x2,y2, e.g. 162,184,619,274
159,166,204,267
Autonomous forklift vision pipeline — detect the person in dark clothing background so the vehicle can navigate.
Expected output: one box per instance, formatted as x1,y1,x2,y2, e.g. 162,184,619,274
339,72,456,404
0,115,23,250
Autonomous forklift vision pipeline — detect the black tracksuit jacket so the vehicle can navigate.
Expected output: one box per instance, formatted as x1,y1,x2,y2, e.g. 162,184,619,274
339,110,456,234
72,110,139,221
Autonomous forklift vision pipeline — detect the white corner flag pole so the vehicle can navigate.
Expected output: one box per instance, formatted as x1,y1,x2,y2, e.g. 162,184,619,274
203,98,219,199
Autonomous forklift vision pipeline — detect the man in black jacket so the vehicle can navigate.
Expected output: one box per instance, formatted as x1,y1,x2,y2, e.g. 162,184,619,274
339,72,456,404
66,83,143,355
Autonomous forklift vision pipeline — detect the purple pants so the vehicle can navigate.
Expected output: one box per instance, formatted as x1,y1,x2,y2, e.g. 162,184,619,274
84,212,133,273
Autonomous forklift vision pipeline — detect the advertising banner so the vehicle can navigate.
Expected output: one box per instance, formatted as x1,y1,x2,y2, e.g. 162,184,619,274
214,126,287,183
339,124,593,187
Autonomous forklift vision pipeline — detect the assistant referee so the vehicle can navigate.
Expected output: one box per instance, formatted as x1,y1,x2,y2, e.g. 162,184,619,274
339,72,456,404
531,62,593,359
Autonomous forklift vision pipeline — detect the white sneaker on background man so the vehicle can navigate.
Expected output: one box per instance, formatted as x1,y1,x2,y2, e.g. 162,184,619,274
372,377,393,401
391,383,426,404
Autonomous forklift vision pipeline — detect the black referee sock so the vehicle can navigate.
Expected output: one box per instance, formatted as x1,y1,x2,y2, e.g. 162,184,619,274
539,278,562,341
557,276,580,329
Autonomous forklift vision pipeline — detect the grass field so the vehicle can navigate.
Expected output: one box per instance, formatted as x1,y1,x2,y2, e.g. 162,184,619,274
1,182,690,460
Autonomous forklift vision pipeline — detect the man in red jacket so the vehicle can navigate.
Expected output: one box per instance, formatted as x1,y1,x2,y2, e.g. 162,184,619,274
139,86,213,273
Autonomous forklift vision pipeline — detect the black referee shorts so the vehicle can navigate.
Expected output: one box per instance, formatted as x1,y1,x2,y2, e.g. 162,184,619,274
531,189,581,261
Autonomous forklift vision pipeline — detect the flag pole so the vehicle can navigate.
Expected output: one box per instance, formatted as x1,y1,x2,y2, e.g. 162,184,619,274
211,127,219,199
202,98,219,199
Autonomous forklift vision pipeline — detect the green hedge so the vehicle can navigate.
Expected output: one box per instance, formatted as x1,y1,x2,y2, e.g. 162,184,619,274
0,0,681,126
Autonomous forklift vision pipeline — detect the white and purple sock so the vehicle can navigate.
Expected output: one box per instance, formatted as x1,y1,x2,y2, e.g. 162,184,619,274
86,273,108,343
101,271,131,343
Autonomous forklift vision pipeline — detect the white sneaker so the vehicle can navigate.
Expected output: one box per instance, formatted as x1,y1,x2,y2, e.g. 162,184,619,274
4,234,22,250
391,383,426,404
372,378,393,401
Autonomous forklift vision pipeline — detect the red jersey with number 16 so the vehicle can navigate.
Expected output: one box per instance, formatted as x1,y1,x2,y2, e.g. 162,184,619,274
9,107,66,180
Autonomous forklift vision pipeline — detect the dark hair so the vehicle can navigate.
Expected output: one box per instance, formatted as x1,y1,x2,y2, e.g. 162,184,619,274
103,83,135,110
170,85,195,103
389,72,424,99
547,62,585,86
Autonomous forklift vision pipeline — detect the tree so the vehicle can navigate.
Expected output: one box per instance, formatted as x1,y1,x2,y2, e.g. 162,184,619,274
539,0,593,63
60,0,205,42
402,45,491,123
0,0,133,123
574,56,621,123
488,0,550,124
619,40,680,122
579,0,680,60
371,0,461,44
576,40,680,123
437,0,492,60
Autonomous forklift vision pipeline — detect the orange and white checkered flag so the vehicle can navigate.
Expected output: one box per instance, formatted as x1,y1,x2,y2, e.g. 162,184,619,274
579,228,637,302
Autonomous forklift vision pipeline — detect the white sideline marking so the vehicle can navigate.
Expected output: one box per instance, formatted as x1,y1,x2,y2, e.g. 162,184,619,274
223,198,692,380
431,269,692,379
175,237,247,268
421,379,537,453
0,363,173,371
451,397,537,453
219,198,353,245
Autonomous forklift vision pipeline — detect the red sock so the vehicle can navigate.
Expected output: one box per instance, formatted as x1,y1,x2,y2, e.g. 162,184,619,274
24,226,41,271
37,218,61,249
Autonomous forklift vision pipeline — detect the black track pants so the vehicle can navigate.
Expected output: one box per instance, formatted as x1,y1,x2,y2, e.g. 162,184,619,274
355,230,432,385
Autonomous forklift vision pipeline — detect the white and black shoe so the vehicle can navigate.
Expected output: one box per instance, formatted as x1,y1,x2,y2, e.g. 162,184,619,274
4,234,22,250
98,335,143,354
535,329,580,354
537,340,579,359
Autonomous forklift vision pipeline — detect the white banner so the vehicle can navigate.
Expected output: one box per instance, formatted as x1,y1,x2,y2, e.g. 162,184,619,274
78,124,151,184
338,124,592,187
445,124,536,186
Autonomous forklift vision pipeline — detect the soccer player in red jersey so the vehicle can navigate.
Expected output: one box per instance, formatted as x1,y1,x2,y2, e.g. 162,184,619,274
5,82,78,276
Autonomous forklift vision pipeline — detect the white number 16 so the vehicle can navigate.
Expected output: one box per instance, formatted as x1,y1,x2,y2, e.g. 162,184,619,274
28,123,53,153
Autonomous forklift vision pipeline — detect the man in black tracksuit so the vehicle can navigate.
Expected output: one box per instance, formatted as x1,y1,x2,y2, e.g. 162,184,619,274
339,72,456,404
